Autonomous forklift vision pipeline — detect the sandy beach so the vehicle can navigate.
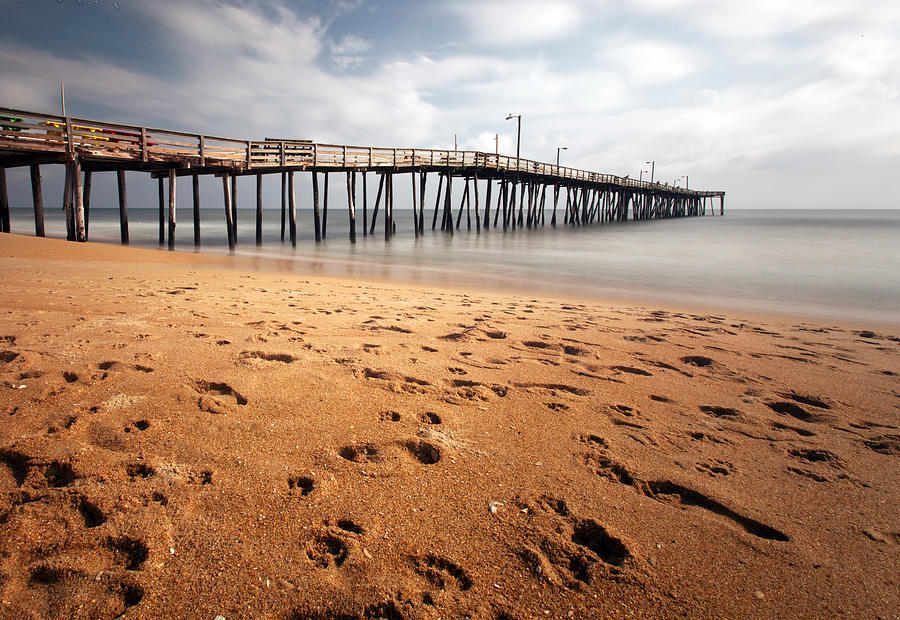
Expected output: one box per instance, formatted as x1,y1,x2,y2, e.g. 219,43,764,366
0,233,897,619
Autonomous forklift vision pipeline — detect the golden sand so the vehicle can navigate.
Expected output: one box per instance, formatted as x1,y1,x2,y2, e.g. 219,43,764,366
0,234,897,618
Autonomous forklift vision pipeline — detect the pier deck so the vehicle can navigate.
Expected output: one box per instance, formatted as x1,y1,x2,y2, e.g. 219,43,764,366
0,106,725,250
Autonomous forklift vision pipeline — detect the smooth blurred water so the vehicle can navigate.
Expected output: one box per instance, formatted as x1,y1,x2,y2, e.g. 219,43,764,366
7,206,900,324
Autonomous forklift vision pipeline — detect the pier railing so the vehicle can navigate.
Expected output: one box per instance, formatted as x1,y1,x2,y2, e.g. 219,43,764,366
0,106,717,196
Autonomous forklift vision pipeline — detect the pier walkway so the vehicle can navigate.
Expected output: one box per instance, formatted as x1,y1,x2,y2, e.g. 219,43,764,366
0,106,725,251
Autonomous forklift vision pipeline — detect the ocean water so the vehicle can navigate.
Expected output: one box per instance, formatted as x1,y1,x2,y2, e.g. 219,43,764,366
7,206,900,325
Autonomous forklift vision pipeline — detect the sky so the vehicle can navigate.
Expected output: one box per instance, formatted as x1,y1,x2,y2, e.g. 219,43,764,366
1,0,899,210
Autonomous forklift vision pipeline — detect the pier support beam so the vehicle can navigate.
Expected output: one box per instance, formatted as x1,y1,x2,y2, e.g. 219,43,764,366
72,158,86,242
158,177,165,245
289,170,297,248
474,173,481,233
322,172,329,239
431,173,442,231
280,172,286,242
192,173,200,247
231,175,238,243
312,172,321,243
411,172,418,238
369,173,383,236
63,164,74,240
347,171,357,243
83,171,91,240
0,168,9,233
222,174,235,254
256,173,263,246
167,168,176,250
117,170,129,245
419,171,426,236
362,172,368,237
30,164,44,237
484,176,492,231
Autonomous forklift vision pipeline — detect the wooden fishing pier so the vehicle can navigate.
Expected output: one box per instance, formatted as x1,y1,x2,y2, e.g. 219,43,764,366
0,106,725,251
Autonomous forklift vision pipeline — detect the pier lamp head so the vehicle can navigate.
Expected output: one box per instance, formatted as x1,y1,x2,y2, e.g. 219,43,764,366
505,114,519,120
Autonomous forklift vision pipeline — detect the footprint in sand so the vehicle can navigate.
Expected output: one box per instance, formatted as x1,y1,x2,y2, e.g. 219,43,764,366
194,380,247,414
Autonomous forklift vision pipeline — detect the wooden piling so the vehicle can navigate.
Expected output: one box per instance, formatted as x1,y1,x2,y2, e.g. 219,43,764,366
322,172,329,239
222,174,235,253
411,172,418,237
280,172,286,242
431,173,443,230
63,163,74,241
158,176,165,245
540,183,547,226
494,179,503,229
419,171,426,235
312,172,322,243
73,158,86,242
289,171,297,248
116,170,129,245
474,173,481,233
230,174,238,242
0,168,9,233
484,176,492,231
384,173,392,241
256,173,263,246
455,179,468,230
167,168,176,250
30,164,44,237
362,172,368,237
500,180,508,230
192,173,200,247
442,173,453,235
369,173,383,236
551,184,559,226
465,177,472,231
82,171,91,240
347,171,357,243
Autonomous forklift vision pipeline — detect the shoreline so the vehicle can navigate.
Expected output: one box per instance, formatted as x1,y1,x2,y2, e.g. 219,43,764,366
1,232,898,618
2,232,897,331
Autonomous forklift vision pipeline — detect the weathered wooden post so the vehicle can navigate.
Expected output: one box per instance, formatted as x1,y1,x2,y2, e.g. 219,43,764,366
442,173,453,235
322,172,329,239
230,174,238,243
0,168,9,233
117,170,129,245
369,173,383,235
63,164,74,241
31,164,44,237
73,157,86,242
418,171,426,235
385,173,393,241
280,171,286,242
222,173,235,253
289,170,297,248
192,173,200,247
411,172,418,238
167,169,176,250
158,176,165,245
474,173,481,233
82,170,92,239
483,176,492,231
256,173,263,246
312,172,322,243
455,179,468,230
431,173,443,230
362,172,368,237
347,171,357,243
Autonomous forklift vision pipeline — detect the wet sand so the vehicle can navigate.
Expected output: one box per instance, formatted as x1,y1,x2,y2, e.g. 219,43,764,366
0,234,897,619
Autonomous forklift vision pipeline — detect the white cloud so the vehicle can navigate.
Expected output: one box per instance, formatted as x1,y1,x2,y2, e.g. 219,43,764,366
446,0,582,45
598,39,700,85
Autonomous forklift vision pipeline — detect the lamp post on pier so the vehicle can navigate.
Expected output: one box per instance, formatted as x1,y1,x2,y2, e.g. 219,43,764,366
505,114,521,162
556,146,567,168
645,160,655,184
